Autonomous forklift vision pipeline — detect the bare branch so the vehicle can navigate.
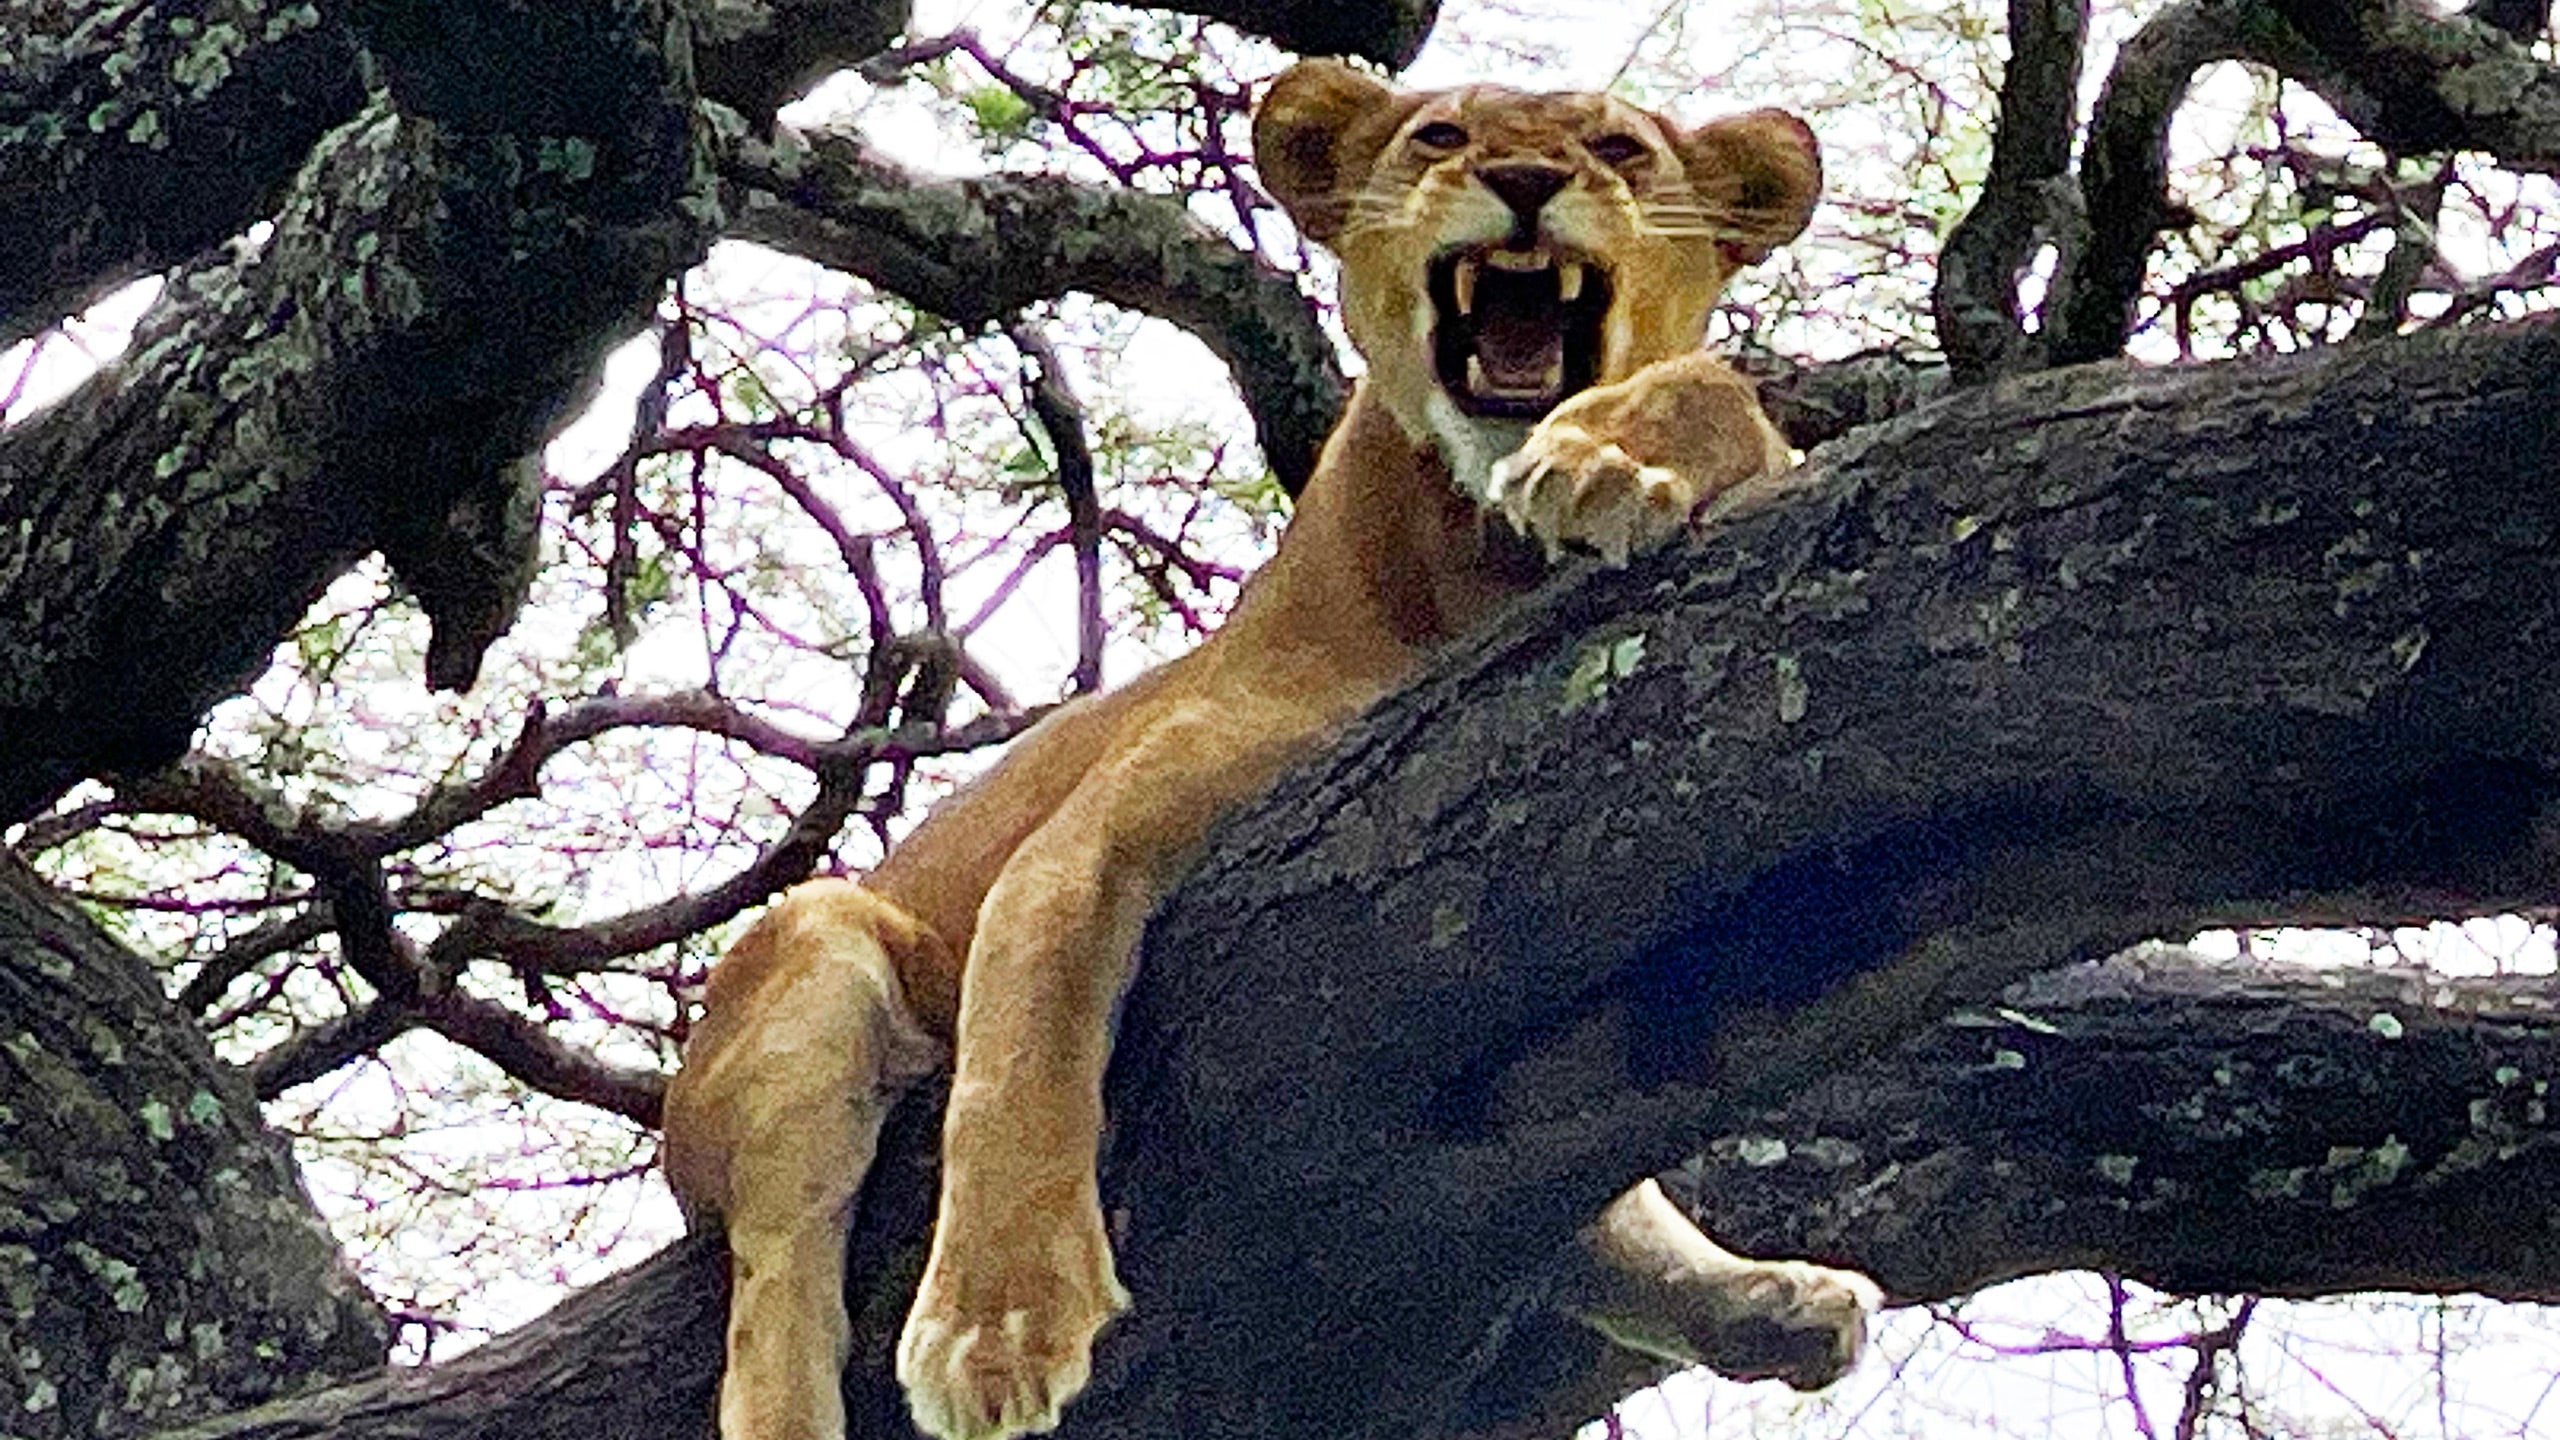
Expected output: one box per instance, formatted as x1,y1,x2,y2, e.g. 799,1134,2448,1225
2053,0,2560,364
249,996,416,1099
1936,0,2092,382
720,130,1345,495
1014,328,1109,695
413,988,668,1126
175,909,334,1017
2051,0,2290,364
418,710,1040,978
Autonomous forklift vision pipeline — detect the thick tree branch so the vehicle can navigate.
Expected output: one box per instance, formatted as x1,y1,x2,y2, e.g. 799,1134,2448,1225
2264,0,2560,167
1151,0,1437,66
0,852,386,1429
1069,312,2560,1437
3,1,1431,351
1665,944,2560,1304
0,3,709,822
0,1,367,345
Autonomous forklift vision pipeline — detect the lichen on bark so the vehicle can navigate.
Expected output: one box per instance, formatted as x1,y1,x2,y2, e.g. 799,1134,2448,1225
0,854,384,1437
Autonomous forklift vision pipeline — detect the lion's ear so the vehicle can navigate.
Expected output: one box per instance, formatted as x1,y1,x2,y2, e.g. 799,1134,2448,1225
1670,109,1821,265
1253,59,1413,243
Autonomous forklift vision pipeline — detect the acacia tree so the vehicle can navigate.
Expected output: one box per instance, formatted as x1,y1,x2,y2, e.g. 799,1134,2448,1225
5,1,2560,1438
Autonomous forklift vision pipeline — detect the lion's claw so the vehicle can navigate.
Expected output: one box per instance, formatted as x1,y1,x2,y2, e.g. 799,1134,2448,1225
896,1206,1129,1440
1490,421,1697,565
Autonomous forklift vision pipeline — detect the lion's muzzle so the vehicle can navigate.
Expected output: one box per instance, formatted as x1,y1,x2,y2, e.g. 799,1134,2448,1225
1427,245,1612,420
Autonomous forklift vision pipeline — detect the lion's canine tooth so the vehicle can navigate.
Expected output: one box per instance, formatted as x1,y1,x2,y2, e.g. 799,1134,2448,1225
1557,259,1585,303
1467,355,1488,392
1455,258,1478,315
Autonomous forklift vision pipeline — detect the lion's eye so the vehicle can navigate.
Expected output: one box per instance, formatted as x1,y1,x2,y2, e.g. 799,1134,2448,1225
1586,132,1649,167
1411,121,1469,151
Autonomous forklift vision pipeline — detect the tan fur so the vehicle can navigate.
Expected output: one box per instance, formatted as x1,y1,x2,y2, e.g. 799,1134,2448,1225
663,60,1861,1440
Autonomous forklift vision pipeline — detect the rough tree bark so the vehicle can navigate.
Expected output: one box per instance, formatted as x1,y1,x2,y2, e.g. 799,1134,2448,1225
0,852,384,1434
0,0,712,819
0,8,1386,1436
139,315,2560,1438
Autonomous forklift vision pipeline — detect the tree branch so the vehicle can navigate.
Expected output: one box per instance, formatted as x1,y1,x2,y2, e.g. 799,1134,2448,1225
1935,0,2091,382
1069,312,2560,1437
1737,347,1950,451
413,987,670,1125
0,851,386,1425
1150,0,1438,66
1663,944,2560,1304
0,4,709,821
2053,0,2560,365
0,0,362,342
1014,329,1109,694
720,129,1346,495
2263,0,2560,167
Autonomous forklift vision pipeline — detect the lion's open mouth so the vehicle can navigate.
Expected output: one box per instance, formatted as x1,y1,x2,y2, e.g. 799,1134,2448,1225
1427,246,1612,420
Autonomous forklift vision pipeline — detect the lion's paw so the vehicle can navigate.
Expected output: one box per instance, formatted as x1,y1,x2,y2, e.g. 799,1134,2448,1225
896,1205,1130,1440
1711,1257,1881,1390
1489,420,1698,566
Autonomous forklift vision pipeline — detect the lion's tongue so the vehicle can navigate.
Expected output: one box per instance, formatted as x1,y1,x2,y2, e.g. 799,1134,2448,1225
1470,270,1564,396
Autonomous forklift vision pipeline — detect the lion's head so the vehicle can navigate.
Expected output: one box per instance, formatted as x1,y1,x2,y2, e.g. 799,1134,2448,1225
1252,61,1819,492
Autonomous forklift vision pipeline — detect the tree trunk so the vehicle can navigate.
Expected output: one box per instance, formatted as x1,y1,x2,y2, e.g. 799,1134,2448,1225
146,316,2560,1438
0,853,384,1437
0,0,710,820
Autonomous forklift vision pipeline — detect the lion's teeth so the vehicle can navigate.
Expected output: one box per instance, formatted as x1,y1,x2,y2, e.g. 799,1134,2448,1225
1557,260,1585,303
1486,248,1545,271
1455,259,1477,315
1466,355,1488,392
1542,358,1564,390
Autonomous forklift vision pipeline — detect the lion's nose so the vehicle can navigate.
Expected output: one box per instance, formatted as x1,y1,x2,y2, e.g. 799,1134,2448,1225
1475,162,1572,224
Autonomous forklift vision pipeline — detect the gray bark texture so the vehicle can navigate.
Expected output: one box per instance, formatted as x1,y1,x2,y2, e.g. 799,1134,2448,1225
132,316,2560,1439
0,852,385,1436
0,0,712,819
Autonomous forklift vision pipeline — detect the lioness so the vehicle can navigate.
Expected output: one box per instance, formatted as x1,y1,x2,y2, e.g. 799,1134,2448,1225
662,58,1869,1440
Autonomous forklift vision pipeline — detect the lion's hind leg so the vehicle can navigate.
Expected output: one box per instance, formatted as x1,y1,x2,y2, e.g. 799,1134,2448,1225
1572,1178,1879,1391
663,880,951,1440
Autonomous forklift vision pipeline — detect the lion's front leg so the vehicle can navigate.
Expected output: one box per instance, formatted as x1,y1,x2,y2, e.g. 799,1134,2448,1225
893,837,1140,1440
1489,352,1794,564
897,1141,1128,1440
662,881,952,1440
897,698,1326,1440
